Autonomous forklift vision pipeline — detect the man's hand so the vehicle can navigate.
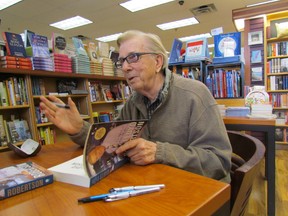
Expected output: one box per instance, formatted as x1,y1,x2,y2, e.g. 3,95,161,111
116,138,156,165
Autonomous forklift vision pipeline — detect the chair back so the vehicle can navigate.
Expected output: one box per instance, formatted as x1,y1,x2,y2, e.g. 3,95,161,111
228,131,265,216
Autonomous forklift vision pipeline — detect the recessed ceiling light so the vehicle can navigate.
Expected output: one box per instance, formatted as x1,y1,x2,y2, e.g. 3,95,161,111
246,0,279,7
157,17,199,30
179,33,212,42
0,0,22,11
96,33,122,42
49,16,93,30
120,0,174,12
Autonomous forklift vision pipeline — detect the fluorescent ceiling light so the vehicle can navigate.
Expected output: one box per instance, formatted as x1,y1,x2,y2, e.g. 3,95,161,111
157,17,199,30
120,0,174,12
246,0,279,7
96,33,122,42
179,33,212,42
49,16,93,30
0,0,22,11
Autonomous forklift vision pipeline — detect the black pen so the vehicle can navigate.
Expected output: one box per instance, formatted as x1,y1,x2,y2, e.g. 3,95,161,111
53,102,70,109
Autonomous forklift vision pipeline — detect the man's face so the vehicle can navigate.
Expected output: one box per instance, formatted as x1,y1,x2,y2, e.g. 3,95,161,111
118,37,159,94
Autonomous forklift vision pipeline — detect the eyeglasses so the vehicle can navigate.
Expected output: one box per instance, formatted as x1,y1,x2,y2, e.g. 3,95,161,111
115,52,158,69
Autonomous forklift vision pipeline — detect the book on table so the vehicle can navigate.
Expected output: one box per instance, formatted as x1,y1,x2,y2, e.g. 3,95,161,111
0,162,53,200
48,120,147,187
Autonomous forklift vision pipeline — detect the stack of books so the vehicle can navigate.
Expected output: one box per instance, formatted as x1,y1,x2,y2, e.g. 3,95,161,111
26,34,54,71
51,33,72,73
71,37,90,74
85,42,103,75
52,53,72,73
0,56,32,69
1,32,32,69
102,57,114,76
249,104,275,119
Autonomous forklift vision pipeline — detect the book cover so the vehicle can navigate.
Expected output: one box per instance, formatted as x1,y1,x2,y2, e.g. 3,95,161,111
51,33,67,55
214,32,241,57
48,120,147,187
2,32,27,58
0,162,53,199
169,38,183,64
24,29,35,48
29,34,50,58
185,37,209,62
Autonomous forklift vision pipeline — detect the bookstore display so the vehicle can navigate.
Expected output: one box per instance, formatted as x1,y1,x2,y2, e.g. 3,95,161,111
265,13,288,144
0,161,53,199
0,30,128,151
48,120,147,187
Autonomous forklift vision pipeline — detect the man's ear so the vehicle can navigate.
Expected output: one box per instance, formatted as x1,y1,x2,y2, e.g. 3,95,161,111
155,54,164,72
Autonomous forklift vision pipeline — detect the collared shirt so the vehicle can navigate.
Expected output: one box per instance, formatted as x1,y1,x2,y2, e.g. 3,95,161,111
143,71,170,119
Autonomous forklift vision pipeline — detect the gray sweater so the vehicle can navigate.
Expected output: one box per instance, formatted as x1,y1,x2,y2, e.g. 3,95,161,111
70,69,232,183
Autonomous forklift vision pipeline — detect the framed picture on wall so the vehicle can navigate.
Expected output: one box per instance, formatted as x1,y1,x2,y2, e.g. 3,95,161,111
248,31,263,45
251,67,263,81
251,50,262,63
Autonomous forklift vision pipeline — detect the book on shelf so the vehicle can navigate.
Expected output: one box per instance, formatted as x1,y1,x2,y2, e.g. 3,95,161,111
0,162,53,200
185,37,209,62
51,33,67,55
0,81,9,107
169,38,183,64
2,32,27,58
23,29,35,48
214,32,241,58
0,115,8,147
48,120,147,187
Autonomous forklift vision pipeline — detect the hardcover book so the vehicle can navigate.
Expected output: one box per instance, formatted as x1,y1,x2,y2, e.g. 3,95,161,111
48,120,147,187
2,32,27,58
0,162,53,199
169,38,183,64
185,37,209,62
214,32,241,57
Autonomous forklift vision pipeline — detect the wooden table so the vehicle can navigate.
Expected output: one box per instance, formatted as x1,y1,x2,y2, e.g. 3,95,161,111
0,142,230,216
223,116,275,216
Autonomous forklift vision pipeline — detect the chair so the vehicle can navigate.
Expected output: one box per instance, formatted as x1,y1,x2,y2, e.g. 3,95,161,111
227,130,266,216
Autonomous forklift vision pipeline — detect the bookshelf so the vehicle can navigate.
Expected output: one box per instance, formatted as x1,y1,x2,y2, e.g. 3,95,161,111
264,10,288,145
205,61,244,99
0,68,126,151
168,60,210,82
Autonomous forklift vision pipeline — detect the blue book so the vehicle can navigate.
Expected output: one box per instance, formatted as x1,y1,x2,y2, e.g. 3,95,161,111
169,38,183,64
214,32,241,57
30,34,50,58
0,162,53,199
2,32,27,57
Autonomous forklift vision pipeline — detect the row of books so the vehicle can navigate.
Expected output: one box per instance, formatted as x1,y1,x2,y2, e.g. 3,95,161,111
88,81,124,102
0,115,32,146
0,76,29,107
1,31,122,76
38,126,56,145
267,58,288,73
269,93,288,108
205,69,242,98
267,41,288,57
268,76,288,91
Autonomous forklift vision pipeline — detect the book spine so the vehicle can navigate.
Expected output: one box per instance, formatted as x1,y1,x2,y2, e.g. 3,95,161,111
3,175,53,199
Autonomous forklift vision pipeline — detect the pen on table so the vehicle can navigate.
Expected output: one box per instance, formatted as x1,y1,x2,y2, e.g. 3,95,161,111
53,102,70,109
78,192,112,203
105,187,161,202
109,184,165,193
